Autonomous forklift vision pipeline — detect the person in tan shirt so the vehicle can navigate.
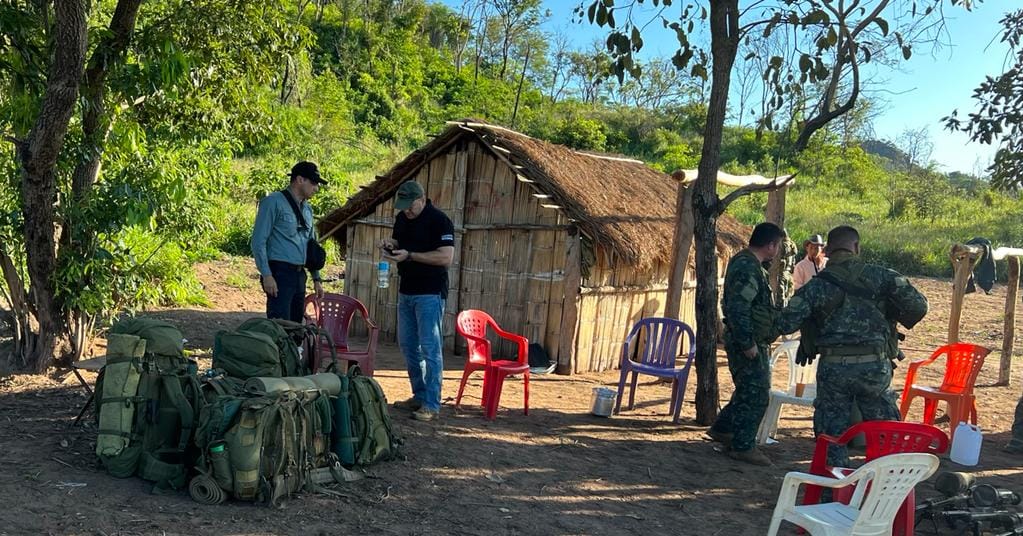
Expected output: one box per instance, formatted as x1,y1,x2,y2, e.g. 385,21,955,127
792,234,827,291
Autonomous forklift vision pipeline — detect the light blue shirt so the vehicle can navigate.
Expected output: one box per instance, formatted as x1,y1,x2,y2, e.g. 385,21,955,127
251,191,320,279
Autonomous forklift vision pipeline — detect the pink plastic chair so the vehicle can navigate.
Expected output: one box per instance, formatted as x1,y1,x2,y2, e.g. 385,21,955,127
899,343,990,438
304,293,379,376
454,310,529,420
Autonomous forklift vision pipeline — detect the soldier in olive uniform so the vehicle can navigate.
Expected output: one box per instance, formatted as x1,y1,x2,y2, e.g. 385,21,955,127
708,222,785,466
1006,395,1023,454
775,225,928,467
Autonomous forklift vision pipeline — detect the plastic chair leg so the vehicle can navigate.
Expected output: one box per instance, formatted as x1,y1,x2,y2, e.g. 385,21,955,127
922,398,938,424
893,490,915,536
758,395,783,445
485,372,507,420
627,371,639,410
522,372,529,416
614,365,629,415
671,378,683,424
455,367,475,409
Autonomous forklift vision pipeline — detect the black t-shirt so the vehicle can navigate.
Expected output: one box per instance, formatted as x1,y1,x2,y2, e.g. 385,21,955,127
392,200,455,298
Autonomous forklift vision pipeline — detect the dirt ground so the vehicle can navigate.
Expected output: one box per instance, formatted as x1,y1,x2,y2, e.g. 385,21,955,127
2,261,1023,536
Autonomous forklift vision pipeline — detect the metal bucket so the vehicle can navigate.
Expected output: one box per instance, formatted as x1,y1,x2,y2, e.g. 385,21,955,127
591,387,616,417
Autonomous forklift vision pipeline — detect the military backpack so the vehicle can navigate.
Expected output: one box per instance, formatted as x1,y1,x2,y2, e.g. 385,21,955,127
95,318,202,491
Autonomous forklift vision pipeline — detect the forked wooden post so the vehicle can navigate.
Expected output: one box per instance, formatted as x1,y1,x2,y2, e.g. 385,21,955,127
948,243,983,344
1000,256,1020,385
765,186,788,301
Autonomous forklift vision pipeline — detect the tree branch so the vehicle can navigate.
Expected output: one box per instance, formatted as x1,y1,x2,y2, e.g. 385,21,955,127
718,173,798,214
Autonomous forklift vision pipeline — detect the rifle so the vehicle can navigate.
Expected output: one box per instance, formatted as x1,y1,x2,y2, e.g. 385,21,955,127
940,510,1023,536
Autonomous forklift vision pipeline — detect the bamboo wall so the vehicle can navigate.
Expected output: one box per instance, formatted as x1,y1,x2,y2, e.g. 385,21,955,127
570,244,732,373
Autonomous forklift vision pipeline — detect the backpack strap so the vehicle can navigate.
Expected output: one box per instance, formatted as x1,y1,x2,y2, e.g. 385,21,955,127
280,189,310,232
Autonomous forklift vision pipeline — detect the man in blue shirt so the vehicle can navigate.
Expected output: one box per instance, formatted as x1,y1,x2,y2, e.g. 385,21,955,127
251,161,326,322
378,181,454,422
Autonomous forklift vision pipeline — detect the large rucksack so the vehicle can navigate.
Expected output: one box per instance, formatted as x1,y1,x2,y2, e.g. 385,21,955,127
95,318,202,491
191,381,333,505
332,367,400,467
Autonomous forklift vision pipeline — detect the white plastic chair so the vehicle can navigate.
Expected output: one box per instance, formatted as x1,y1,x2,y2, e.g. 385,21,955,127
757,339,816,445
766,452,939,536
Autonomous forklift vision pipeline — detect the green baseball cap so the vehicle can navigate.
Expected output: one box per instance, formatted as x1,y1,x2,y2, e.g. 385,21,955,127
394,181,425,210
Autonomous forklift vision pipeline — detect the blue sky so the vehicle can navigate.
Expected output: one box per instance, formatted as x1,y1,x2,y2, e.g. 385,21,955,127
441,0,1016,174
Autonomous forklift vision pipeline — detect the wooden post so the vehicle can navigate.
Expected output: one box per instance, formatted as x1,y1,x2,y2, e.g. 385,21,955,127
1000,256,1020,385
556,229,581,375
765,186,787,301
948,243,983,344
665,173,695,320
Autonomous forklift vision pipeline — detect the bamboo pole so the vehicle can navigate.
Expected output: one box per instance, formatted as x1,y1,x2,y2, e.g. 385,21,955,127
665,173,694,320
948,243,984,344
1000,256,1020,385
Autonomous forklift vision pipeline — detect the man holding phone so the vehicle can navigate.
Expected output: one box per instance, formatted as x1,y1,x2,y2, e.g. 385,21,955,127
377,180,454,422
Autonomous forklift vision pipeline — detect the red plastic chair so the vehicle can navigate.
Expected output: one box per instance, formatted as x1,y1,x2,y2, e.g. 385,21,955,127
802,421,949,536
899,343,990,437
304,293,379,376
454,310,529,420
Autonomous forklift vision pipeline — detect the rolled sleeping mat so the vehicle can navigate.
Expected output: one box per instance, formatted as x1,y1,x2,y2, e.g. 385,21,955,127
305,373,342,396
243,376,291,394
283,376,318,392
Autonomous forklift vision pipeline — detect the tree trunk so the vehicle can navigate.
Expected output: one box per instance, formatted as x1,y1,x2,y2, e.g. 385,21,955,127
70,0,143,202
16,0,88,372
693,0,741,426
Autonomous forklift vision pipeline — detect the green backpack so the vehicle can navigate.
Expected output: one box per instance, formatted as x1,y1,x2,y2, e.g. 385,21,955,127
212,329,281,379
343,368,400,466
191,385,333,505
95,318,202,491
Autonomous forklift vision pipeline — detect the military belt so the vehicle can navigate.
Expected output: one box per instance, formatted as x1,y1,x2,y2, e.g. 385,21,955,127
819,354,884,365
818,344,885,357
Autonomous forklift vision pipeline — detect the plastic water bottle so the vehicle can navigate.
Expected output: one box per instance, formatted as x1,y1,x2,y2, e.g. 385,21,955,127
377,261,390,289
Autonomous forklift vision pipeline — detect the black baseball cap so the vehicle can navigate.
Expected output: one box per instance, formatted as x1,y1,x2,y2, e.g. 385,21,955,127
290,161,328,185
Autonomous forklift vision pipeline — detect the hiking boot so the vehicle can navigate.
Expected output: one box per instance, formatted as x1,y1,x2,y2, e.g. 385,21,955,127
412,408,439,422
706,428,733,445
728,447,771,466
394,397,423,411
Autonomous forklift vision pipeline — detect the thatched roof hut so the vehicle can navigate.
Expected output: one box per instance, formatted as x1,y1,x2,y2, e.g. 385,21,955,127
319,120,750,374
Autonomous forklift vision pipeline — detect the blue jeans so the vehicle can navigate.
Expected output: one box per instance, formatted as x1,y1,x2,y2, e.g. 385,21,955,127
397,293,445,411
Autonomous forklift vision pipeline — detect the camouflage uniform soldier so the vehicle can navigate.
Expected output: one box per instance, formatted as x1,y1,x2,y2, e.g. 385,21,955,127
708,222,785,466
1006,395,1023,454
776,225,928,467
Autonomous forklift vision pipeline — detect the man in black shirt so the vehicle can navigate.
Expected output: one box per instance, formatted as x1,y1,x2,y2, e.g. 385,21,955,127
379,180,454,421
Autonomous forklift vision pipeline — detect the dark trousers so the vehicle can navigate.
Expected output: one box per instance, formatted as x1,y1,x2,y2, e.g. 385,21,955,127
712,341,771,451
265,260,307,322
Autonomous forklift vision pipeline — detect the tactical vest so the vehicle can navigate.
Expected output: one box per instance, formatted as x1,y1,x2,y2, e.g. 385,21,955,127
797,260,900,363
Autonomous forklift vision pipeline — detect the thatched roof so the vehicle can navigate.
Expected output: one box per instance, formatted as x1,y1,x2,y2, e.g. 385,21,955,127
318,120,750,268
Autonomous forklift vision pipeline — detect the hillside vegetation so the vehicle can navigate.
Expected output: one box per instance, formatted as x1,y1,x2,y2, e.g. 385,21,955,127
3,0,1019,325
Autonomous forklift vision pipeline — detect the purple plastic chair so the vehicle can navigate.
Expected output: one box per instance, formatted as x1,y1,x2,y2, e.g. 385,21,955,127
613,317,696,423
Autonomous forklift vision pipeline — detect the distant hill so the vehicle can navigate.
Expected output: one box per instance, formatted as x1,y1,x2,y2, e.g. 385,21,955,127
860,139,907,166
